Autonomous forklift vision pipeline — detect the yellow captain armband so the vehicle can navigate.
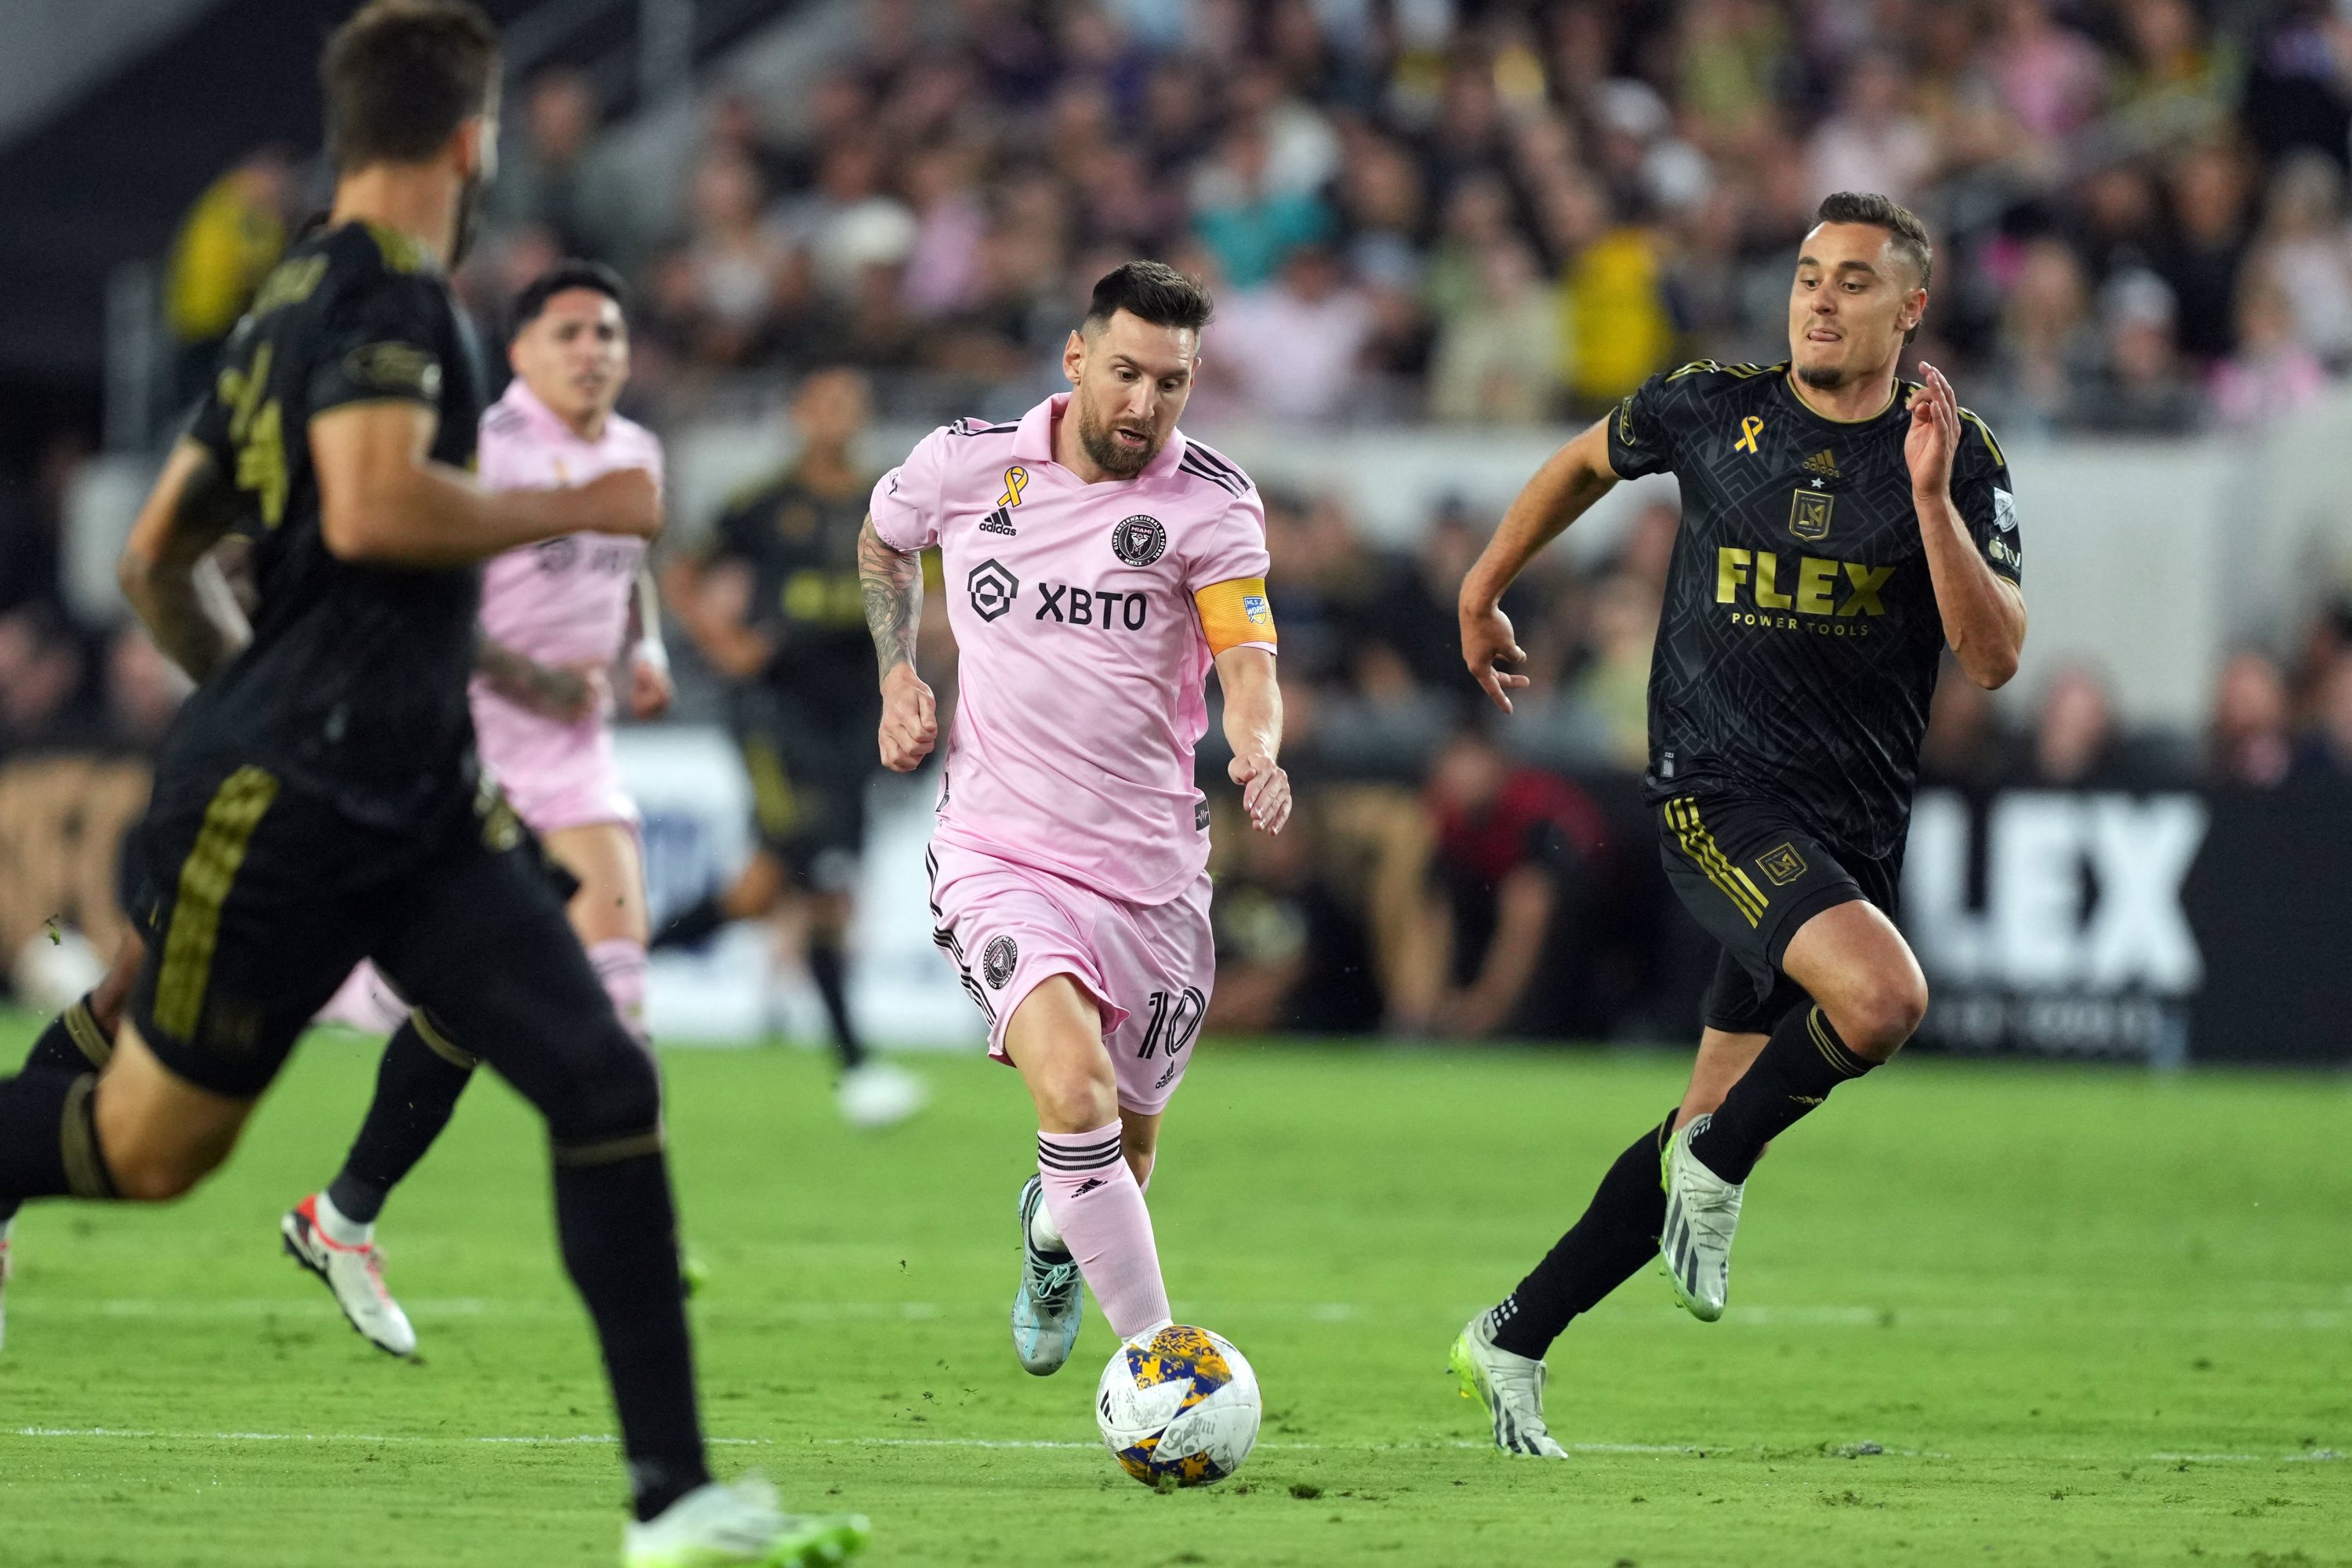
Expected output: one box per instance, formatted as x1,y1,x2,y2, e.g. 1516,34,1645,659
1193,577,1277,656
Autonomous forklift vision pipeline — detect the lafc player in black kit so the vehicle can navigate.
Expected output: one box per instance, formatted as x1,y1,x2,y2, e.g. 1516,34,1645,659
1448,193,2027,1456
0,5,868,1561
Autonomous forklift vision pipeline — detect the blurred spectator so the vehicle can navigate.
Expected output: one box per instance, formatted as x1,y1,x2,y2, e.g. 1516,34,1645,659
2247,151,2352,368
0,606,90,754
1984,0,2108,144
1191,120,1334,289
1212,245,1374,421
2209,273,2327,428
2156,143,2253,365
1919,664,2013,793
1388,724,1607,1039
163,148,292,405
2077,268,2203,433
1562,215,1674,411
1570,569,1661,771
650,152,799,368
2026,666,2118,786
1206,800,1381,1034
102,625,193,753
1428,238,1561,424
487,71,641,268
775,140,917,303
2292,646,2352,779
1806,49,1936,205
2207,650,2292,788
0,436,82,621
1994,237,2096,427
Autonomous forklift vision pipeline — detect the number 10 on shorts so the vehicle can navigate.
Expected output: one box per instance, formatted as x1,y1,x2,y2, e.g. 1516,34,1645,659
1137,989,1206,1058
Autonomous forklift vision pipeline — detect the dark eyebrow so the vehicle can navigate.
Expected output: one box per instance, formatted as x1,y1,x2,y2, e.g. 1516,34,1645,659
1795,254,1882,278
1110,353,1190,377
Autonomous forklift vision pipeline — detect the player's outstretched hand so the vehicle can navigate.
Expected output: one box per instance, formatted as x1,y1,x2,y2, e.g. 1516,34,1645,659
1905,361,1962,502
626,650,673,720
878,662,938,771
575,466,664,540
1460,601,1531,714
1229,751,1292,835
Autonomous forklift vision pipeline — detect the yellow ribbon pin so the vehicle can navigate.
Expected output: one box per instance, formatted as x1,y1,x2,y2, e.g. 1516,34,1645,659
997,466,1029,508
1733,416,1763,454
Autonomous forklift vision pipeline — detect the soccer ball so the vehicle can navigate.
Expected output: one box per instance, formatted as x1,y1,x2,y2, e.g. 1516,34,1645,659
1095,1324,1261,1487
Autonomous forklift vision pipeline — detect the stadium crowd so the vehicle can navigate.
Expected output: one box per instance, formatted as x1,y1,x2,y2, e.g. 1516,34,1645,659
19,0,2352,1036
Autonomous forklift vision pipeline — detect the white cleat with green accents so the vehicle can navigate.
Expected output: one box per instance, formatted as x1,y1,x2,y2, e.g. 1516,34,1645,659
621,1475,869,1567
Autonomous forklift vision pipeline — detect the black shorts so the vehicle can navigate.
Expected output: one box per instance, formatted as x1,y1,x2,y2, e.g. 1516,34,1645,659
1655,791,1901,1036
735,686,882,891
124,760,606,1100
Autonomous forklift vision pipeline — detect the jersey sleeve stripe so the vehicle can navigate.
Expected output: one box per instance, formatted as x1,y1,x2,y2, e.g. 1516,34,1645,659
1960,409,2005,466
1178,452,1247,496
1181,442,1248,484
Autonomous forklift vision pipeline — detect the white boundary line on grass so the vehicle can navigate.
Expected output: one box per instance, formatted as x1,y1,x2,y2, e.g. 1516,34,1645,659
5,1428,2338,1463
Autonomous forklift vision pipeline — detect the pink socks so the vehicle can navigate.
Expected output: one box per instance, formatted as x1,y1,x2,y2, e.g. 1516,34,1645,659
1037,1123,1171,1338
587,939,650,1044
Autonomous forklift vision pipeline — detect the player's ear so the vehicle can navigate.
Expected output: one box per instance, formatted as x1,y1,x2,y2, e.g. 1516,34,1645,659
1062,328,1087,388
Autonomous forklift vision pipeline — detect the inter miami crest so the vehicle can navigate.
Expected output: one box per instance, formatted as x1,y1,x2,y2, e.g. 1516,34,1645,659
1112,514,1167,567
967,558,1019,622
982,935,1018,989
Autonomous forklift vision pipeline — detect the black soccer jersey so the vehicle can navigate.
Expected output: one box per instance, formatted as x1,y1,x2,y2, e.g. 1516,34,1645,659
1608,361,2022,858
708,464,878,723
177,221,488,830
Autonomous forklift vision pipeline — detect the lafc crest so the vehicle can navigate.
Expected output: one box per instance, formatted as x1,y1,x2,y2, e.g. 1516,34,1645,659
1788,488,1834,543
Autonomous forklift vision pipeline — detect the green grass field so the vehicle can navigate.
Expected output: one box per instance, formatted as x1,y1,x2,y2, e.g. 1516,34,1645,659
0,1015,2346,1567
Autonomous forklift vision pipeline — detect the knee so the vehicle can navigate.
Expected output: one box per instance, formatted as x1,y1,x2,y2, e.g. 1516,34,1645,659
103,1138,216,1202
1828,973,1928,1059
1032,1054,1119,1133
546,1025,663,1145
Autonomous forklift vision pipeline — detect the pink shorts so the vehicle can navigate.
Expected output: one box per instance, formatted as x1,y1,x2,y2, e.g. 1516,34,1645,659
471,691,638,833
925,840,1214,1117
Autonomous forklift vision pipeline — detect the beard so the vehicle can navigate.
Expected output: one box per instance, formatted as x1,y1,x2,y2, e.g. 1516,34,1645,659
1794,360,1847,390
1075,387,1161,477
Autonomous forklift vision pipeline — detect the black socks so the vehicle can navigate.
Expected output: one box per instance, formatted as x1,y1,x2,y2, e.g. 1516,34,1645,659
550,1145,709,1521
649,895,728,953
807,939,866,1070
1486,1110,1678,1359
1,998,117,1224
0,1069,115,1203
1687,1004,1877,1185
326,1017,475,1226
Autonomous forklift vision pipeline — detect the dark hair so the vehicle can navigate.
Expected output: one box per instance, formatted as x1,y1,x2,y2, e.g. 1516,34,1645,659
1083,260,1214,335
321,0,500,173
1814,191,1933,290
509,259,628,336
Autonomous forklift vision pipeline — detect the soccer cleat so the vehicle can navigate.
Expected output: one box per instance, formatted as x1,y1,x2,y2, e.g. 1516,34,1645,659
835,1062,927,1130
1660,1114,1744,1323
280,1195,416,1357
1010,1174,1083,1376
1450,1314,1568,1457
622,1474,869,1567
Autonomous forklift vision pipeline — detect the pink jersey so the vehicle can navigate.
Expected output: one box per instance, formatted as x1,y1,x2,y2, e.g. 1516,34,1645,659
469,379,663,832
870,394,1273,906
474,379,662,667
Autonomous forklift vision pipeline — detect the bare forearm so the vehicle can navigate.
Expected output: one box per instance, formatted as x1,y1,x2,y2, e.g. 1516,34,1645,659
124,557,245,683
344,462,601,566
1461,425,1617,609
1218,650,1283,764
1917,491,2026,688
858,516,924,677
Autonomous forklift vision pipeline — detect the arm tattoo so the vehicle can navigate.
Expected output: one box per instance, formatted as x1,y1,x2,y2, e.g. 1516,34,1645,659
858,514,923,675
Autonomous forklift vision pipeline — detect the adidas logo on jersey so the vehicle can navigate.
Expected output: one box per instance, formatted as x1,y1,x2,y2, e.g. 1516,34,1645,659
1801,448,1840,478
979,506,1017,535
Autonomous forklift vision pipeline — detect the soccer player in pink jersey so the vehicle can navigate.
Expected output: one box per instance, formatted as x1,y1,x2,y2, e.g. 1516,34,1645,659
859,262,1290,1375
281,261,677,1356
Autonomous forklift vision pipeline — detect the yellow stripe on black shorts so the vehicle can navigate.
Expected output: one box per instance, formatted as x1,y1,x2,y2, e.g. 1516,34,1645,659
152,765,279,1042
1667,797,1767,927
